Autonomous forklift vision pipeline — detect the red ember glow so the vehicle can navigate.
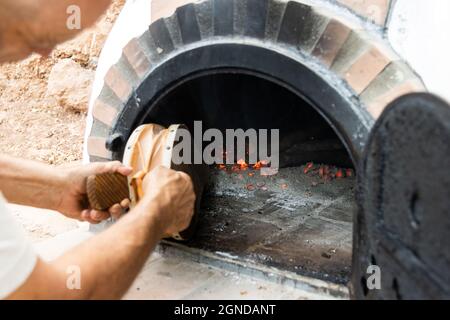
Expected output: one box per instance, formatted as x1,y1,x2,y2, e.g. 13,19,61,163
304,162,314,174
237,159,248,170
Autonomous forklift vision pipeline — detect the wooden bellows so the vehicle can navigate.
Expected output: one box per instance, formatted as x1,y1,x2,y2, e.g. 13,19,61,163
86,172,129,211
85,123,206,241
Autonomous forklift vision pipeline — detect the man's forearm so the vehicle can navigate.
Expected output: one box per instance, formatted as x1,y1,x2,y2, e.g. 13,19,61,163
0,155,65,210
9,197,165,300
53,198,164,299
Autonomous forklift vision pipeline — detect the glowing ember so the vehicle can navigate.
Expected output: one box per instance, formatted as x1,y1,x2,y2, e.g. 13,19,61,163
252,160,268,170
304,162,314,174
216,159,271,176
253,161,262,170
319,166,326,177
237,159,248,170
304,162,353,182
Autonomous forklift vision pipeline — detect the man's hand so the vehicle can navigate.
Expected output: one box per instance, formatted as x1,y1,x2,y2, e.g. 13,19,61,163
57,161,132,224
6,165,197,300
140,166,196,236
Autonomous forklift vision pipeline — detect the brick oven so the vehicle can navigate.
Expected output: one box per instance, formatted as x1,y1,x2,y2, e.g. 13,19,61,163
84,0,448,299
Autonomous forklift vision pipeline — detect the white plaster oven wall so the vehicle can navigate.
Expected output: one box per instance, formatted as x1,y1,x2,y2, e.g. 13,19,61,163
388,0,450,103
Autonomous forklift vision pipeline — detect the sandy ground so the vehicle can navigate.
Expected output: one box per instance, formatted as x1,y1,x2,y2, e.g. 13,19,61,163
0,1,125,243
9,205,80,243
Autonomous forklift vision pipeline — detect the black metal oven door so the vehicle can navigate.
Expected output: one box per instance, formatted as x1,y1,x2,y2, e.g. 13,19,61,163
351,93,450,300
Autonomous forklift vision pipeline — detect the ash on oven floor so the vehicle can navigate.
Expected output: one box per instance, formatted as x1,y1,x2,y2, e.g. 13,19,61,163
184,164,355,285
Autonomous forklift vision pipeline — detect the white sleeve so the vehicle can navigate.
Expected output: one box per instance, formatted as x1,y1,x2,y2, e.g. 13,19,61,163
0,193,37,299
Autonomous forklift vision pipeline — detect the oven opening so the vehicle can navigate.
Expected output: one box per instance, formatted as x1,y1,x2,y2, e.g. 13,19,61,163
144,71,355,284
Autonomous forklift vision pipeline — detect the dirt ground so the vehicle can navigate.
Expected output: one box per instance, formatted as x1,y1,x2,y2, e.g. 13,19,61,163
0,0,124,164
0,1,125,242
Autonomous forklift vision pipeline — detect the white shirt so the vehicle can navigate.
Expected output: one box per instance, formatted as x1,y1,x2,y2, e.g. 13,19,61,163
0,193,37,299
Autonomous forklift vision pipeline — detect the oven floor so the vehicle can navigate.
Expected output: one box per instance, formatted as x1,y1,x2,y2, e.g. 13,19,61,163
184,165,355,284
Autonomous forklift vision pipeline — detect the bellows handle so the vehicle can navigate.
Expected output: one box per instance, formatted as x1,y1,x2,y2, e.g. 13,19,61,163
86,172,130,211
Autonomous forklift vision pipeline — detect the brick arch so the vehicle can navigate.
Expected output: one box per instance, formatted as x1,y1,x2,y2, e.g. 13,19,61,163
87,0,424,161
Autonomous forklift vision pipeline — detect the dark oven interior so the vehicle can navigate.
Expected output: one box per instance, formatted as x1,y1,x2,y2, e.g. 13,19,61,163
143,71,356,284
